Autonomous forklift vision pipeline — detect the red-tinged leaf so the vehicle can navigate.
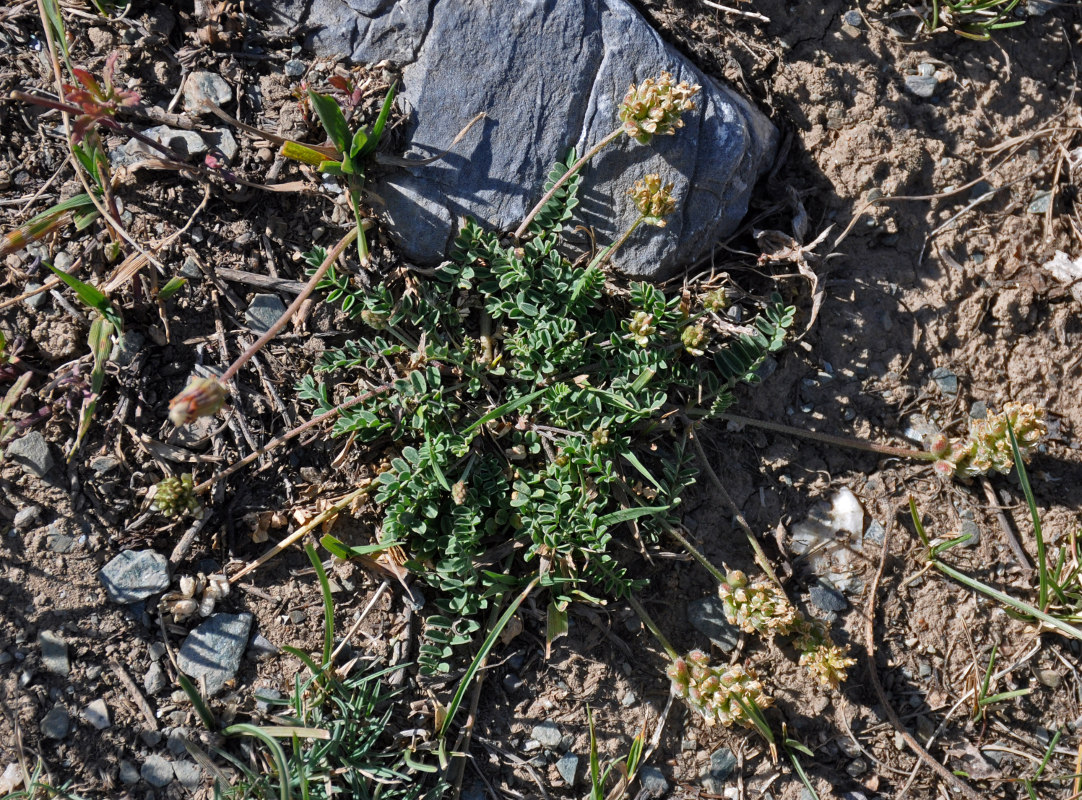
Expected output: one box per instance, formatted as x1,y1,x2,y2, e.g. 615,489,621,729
72,67,103,99
328,75,349,92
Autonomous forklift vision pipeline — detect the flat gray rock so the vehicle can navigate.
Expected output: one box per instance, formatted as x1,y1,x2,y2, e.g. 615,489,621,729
40,706,70,739
83,698,111,730
6,431,55,477
99,550,171,604
531,720,563,749
245,293,288,334
141,754,174,788
38,630,70,675
177,612,253,696
184,71,233,114
686,595,740,652
253,0,776,279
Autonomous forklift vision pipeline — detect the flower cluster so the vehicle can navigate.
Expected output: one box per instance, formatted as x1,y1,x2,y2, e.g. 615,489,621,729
703,288,730,312
160,573,229,623
626,310,657,346
151,473,202,518
719,570,856,688
619,72,700,144
931,402,1047,478
629,174,676,225
719,570,801,635
667,650,773,728
680,324,709,357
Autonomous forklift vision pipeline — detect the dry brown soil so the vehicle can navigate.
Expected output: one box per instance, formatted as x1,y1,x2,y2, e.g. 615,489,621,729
2,1,1082,799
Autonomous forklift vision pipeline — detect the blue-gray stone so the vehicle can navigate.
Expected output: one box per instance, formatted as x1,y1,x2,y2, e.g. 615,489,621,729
556,752,579,785
810,582,847,613
100,550,171,604
701,747,736,793
83,698,111,730
929,366,958,396
841,10,862,26
141,754,174,788
245,293,288,334
119,760,140,785
110,330,145,366
904,74,938,98
172,759,203,790
251,0,777,279
38,630,70,676
6,431,55,477
969,400,988,420
284,59,306,77
1028,191,1053,214
40,705,70,739
864,520,885,545
640,765,669,797
958,519,980,549
184,72,232,114
531,720,563,749
178,612,253,696
687,595,740,652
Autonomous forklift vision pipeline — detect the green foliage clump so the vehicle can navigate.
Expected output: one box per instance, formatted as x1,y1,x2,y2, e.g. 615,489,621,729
299,150,794,673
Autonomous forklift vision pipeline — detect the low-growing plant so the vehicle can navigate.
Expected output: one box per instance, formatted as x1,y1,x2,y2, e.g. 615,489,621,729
297,150,795,673
278,85,396,265
915,0,1026,39
180,545,442,800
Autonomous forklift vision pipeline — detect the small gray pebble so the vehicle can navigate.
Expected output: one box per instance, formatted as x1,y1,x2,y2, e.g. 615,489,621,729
1028,191,1053,214
531,720,562,749
83,698,110,730
140,729,163,747
284,59,306,77
687,596,741,652
245,294,288,334
172,759,203,789
810,583,848,613
110,330,145,366
640,766,669,797
40,706,70,739
556,752,579,785
929,366,958,396
6,431,55,477
702,747,736,793
99,550,171,604
119,760,140,785
38,631,70,675
13,505,42,529
904,74,938,98
841,10,862,26
141,754,174,788
24,283,48,310
958,519,980,549
89,455,121,475
247,633,279,659
969,400,988,419
184,72,232,114
620,690,636,707
144,662,167,695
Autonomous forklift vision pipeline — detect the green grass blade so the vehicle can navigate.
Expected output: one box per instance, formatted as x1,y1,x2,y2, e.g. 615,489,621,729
462,388,547,434
439,576,539,740
307,90,351,155
305,543,335,668
176,673,217,730
221,723,294,800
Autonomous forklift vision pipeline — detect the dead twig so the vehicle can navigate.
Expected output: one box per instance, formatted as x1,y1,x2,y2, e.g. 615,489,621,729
109,659,159,730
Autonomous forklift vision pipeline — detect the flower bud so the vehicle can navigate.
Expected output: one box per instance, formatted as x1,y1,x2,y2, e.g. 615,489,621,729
169,376,226,426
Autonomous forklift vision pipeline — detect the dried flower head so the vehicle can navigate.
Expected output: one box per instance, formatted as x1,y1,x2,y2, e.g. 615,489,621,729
719,570,801,636
792,620,855,688
934,402,1046,479
798,642,857,689
667,650,773,727
627,311,657,346
619,72,700,145
680,324,709,357
168,376,226,426
591,426,611,447
360,309,389,330
703,288,730,312
152,473,202,518
160,573,230,623
629,174,676,225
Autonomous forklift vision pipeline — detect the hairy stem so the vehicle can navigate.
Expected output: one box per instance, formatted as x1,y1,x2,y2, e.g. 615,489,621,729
659,518,727,585
626,593,679,660
220,225,360,384
718,412,932,461
513,127,622,240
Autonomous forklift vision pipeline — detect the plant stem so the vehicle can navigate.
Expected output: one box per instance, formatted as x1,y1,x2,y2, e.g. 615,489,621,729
718,412,932,461
193,384,392,495
587,214,644,271
228,482,374,583
513,127,623,240
659,518,727,585
686,424,784,588
220,225,359,384
626,593,679,660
